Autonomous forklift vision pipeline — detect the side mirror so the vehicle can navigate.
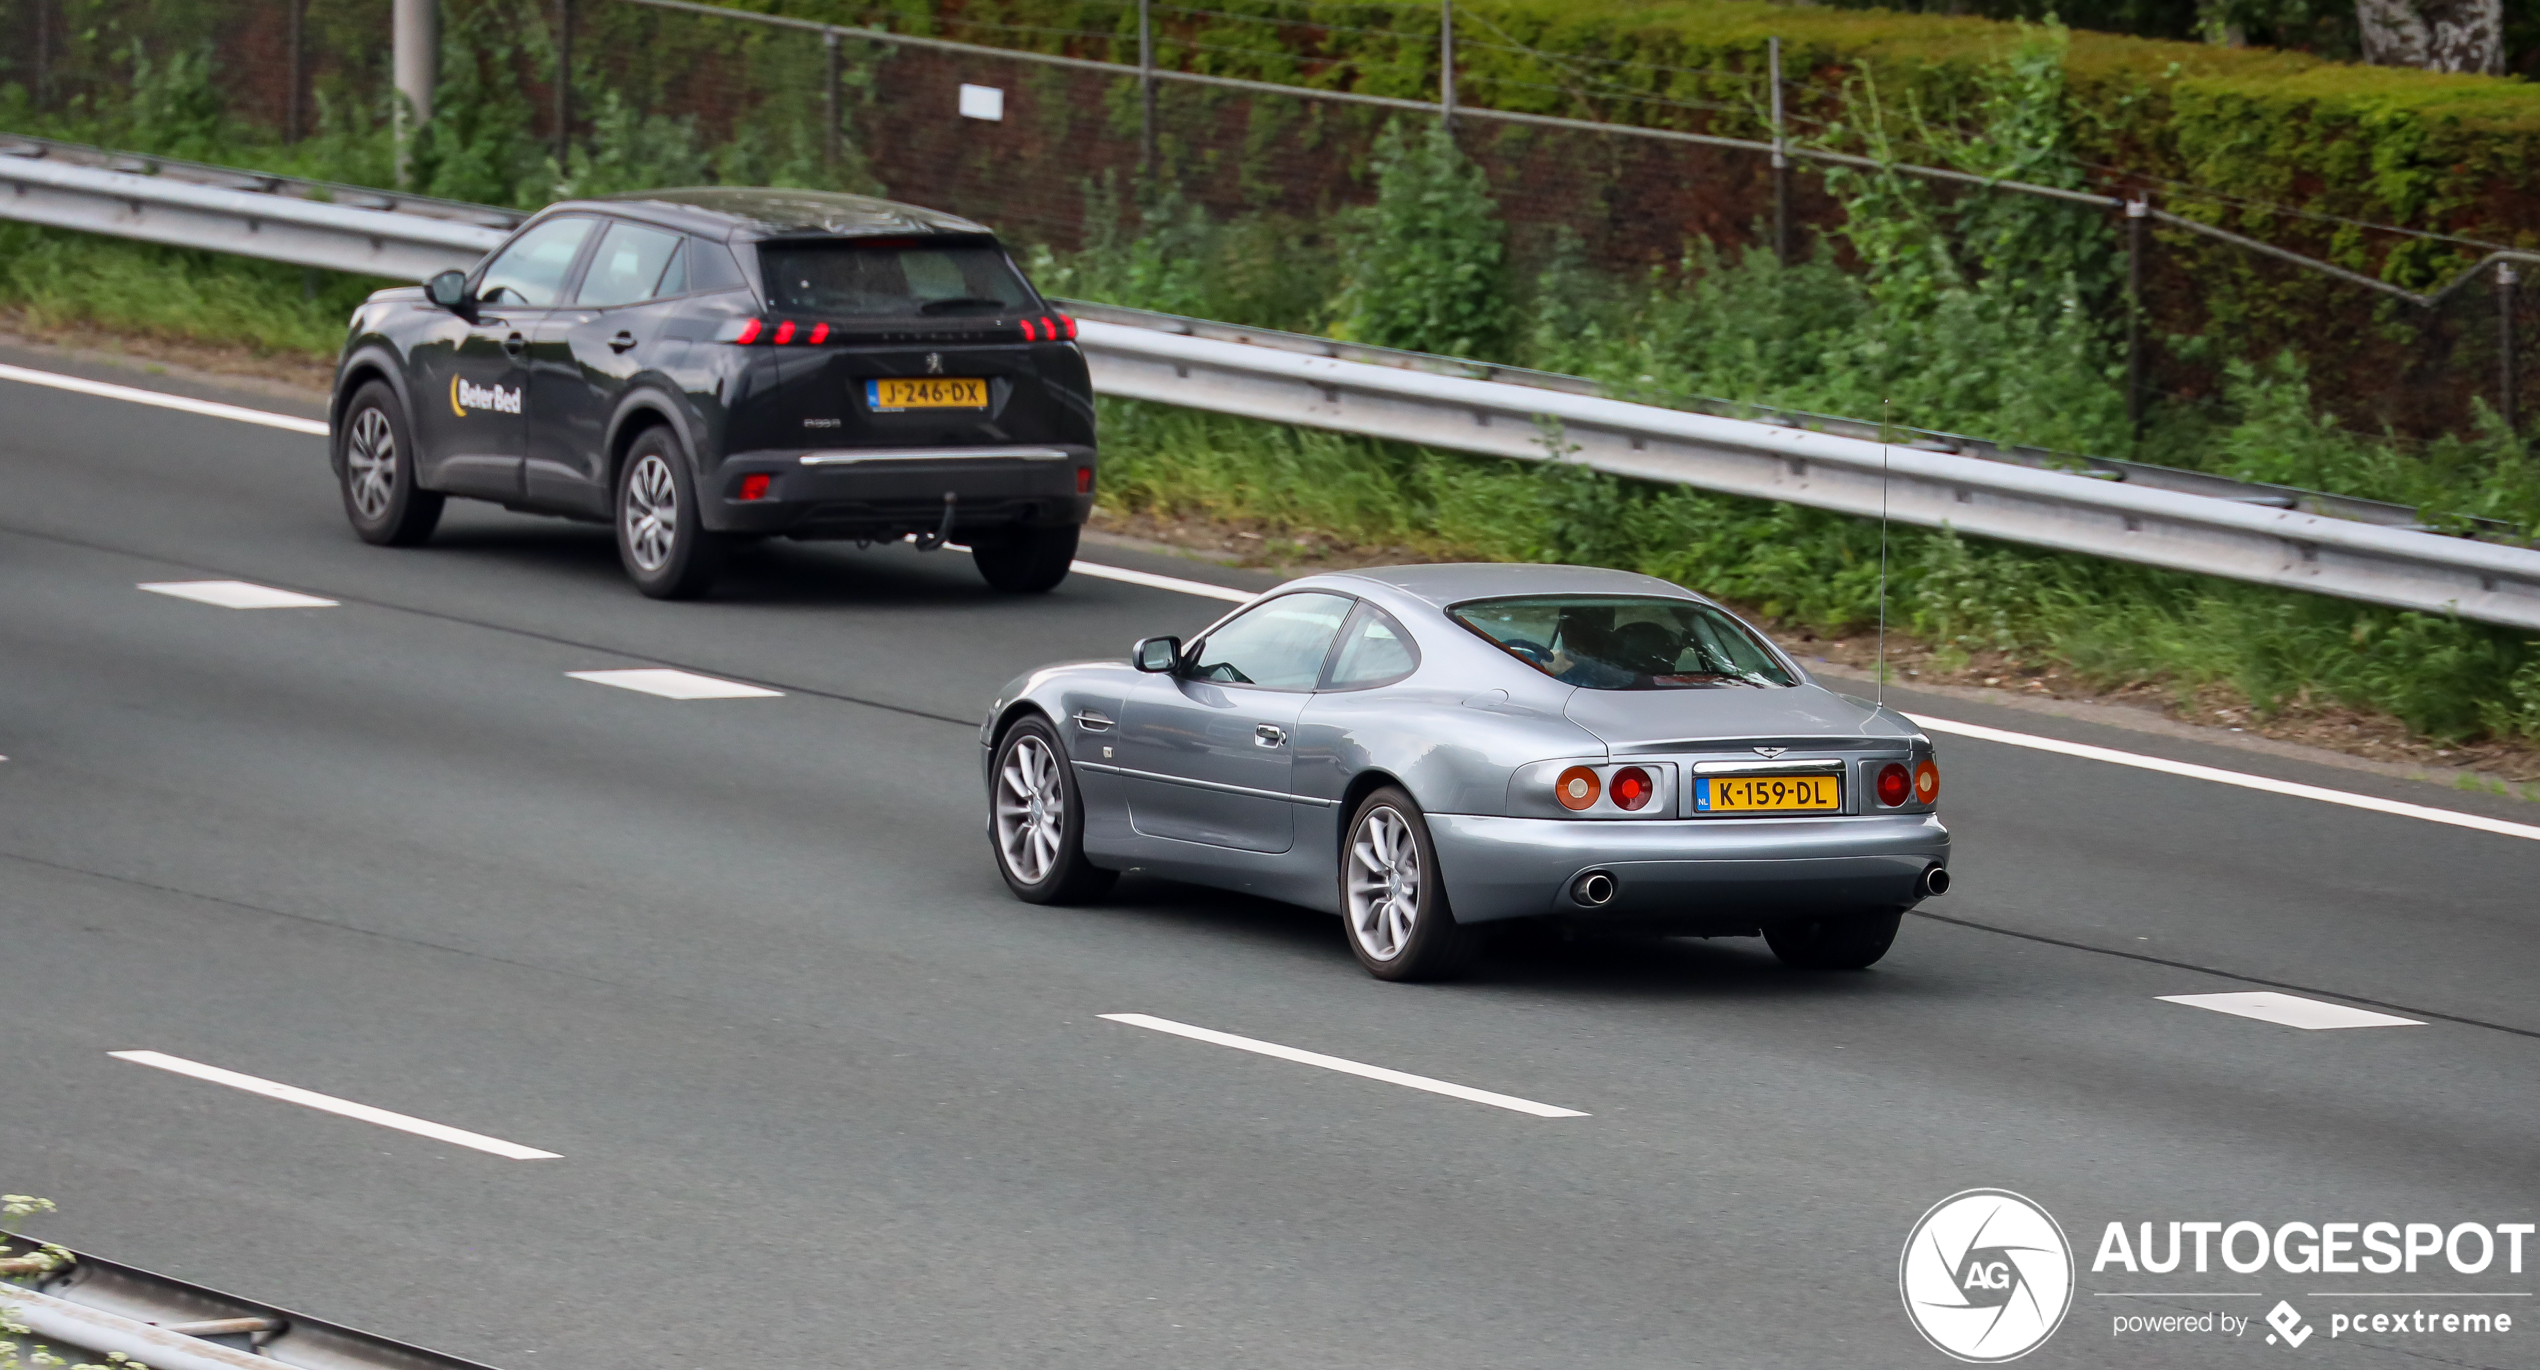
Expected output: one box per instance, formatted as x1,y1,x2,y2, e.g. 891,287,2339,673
1132,636,1182,673
425,269,471,311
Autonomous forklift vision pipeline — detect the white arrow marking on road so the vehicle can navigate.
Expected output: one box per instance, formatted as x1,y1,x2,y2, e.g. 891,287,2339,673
139,579,338,609
566,668,783,699
2157,992,2423,1030
109,1050,562,1158
1101,1013,1588,1118
1,362,331,435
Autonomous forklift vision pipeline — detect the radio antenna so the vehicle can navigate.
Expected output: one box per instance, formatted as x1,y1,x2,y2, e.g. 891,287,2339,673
1876,398,1892,708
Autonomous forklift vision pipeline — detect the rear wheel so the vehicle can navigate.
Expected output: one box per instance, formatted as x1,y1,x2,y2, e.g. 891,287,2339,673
990,716,1116,904
616,427,726,599
973,524,1078,593
1764,909,1903,970
337,381,443,546
1342,787,1470,982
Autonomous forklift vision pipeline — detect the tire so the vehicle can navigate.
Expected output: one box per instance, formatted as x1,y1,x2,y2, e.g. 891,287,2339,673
615,426,727,599
1764,908,1903,970
989,716,1117,904
1341,787,1471,982
972,524,1078,593
337,380,444,546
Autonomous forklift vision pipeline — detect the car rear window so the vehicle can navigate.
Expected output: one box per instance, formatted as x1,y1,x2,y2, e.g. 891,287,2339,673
1448,594,1797,690
758,239,1036,318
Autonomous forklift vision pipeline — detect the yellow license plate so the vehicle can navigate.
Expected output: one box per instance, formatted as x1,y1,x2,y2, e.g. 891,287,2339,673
1696,774,1841,814
868,377,988,411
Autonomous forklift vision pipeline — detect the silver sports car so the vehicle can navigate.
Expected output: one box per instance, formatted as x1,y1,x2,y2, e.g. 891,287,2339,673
979,563,1949,980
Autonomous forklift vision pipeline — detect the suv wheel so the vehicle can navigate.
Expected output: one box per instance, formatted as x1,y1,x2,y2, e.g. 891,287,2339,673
1764,909,1903,970
990,716,1116,903
1342,787,1471,981
973,525,1078,593
616,427,726,599
337,381,444,546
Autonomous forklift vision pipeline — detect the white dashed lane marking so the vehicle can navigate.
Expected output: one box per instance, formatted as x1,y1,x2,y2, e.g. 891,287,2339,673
139,580,338,609
1102,1013,1589,1118
1,362,332,435
110,1050,562,1158
2159,992,2424,1030
566,668,783,699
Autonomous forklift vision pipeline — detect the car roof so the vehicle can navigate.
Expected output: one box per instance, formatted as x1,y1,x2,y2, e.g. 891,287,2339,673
584,187,993,240
1325,562,1708,608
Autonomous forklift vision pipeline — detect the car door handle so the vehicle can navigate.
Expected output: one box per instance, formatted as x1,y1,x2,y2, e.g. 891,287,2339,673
1254,724,1287,748
609,331,638,353
502,331,527,357
1073,710,1114,732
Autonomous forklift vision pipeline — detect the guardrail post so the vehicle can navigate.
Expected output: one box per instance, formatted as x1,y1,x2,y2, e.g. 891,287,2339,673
555,0,573,173
392,0,438,185
1770,37,1789,267
2502,261,2521,435
1440,0,1456,134
2126,196,2148,442
823,30,842,172
1138,0,1156,193
287,0,306,142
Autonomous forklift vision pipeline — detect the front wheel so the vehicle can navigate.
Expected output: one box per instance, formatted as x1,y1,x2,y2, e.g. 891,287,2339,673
616,427,726,599
1764,909,1903,970
990,716,1116,904
972,524,1078,593
337,381,443,546
1342,787,1470,981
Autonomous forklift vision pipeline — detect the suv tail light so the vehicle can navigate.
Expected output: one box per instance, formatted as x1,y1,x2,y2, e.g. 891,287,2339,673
1055,313,1078,339
718,317,766,345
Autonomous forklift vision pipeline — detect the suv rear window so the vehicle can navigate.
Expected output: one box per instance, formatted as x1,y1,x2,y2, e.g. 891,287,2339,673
1449,594,1797,690
758,239,1037,319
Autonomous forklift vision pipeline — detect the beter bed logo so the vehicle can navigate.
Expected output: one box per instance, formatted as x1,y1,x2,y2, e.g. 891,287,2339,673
1900,1189,2075,1363
449,376,522,417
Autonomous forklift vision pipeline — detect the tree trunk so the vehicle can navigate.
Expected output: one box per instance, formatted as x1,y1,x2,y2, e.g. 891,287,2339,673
2357,0,2504,74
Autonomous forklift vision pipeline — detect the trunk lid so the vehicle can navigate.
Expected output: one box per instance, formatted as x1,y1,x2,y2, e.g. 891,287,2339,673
1562,683,1909,753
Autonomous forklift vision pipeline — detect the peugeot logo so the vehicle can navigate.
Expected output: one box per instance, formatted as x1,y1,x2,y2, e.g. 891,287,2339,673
1753,746,1787,759
925,352,944,374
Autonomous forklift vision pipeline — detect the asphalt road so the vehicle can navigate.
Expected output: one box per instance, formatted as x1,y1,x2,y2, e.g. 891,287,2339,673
3,350,2538,1370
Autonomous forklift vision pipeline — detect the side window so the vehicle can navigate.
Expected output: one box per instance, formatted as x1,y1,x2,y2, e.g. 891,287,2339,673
1323,603,1420,689
476,217,596,307
575,222,686,307
689,237,747,292
1185,592,1354,690
651,241,687,297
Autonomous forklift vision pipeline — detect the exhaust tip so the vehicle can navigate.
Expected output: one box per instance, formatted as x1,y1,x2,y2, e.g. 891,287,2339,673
1572,871,1617,907
1921,865,1952,897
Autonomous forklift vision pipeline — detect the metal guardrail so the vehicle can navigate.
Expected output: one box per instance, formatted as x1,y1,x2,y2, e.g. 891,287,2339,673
1,1234,501,1370
3,141,2537,631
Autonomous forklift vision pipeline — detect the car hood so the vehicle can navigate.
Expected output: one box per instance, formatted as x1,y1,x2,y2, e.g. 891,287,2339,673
1561,682,1910,751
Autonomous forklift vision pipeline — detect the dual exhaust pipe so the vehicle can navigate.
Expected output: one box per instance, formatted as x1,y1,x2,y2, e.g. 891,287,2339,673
1568,865,1950,908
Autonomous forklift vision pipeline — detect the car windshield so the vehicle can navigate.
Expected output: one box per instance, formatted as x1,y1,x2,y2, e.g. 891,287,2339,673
757,239,1037,318
1448,594,1797,690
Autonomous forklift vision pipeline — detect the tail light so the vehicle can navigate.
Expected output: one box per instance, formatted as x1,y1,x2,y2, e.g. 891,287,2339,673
737,473,772,501
1555,765,1600,811
1018,318,1040,342
772,320,797,345
1609,766,1653,811
809,322,830,345
1914,759,1940,804
1076,465,1093,494
719,317,765,345
1056,313,1078,340
1876,762,1911,807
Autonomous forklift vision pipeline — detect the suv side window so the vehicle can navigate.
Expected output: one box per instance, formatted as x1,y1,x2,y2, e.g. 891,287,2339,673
1185,592,1354,690
1322,602,1420,690
688,237,747,293
574,221,686,307
478,216,596,307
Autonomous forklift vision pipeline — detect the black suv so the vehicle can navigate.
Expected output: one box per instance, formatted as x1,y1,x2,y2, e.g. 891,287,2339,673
328,187,1096,597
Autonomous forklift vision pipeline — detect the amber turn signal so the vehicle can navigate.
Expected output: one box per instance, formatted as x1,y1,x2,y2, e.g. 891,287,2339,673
1556,765,1600,811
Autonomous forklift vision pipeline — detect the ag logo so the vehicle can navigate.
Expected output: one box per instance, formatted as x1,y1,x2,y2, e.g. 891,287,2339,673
1900,1189,2074,1362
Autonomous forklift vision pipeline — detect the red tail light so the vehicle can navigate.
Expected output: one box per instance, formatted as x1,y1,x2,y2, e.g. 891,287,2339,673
1056,313,1078,340
1018,318,1039,342
809,322,830,345
773,320,796,345
1556,765,1600,812
1609,766,1653,811
730,318,764,345
738,473,772,501
1076,465,1093,494
1914,760,1940,804
1876,762,1911,807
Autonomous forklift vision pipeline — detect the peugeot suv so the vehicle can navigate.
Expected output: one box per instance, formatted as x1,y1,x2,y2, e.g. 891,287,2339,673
327,187,1096,597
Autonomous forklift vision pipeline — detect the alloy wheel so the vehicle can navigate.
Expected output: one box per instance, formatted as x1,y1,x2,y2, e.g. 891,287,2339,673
623,453,679,571
345,407,396,520
1346,806,1421,961
995,734,1065,885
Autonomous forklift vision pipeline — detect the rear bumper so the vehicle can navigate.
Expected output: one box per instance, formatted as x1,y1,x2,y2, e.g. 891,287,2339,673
704,444,1096,536
1427,812,1950,928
